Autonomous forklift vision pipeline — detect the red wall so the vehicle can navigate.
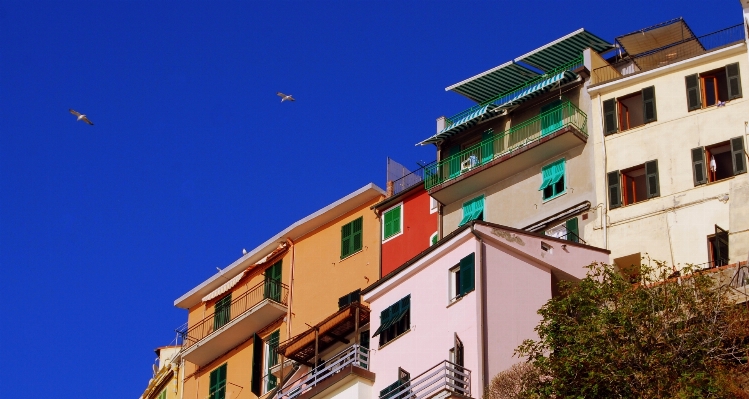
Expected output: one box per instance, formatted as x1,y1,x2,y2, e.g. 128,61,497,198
381,188,438,276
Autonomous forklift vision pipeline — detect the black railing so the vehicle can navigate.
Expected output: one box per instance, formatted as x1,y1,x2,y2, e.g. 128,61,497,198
391,161,436,195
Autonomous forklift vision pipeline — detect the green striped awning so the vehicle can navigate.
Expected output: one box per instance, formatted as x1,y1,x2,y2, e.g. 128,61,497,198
446,61,541,103
515,28,613,71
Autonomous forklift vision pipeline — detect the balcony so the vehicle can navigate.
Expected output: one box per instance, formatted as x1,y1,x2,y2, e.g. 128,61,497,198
379,360,472,399
181,279,289,367
425,101,588,204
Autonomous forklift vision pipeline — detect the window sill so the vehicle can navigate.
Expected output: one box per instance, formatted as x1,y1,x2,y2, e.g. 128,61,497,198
542,191,567,203
340,249,363,262
447,290,473,308
378,328,412,350
382,231,404,244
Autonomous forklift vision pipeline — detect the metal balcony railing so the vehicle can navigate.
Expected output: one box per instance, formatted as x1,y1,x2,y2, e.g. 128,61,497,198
379,360,471,399
391,161,437,196
592,24,745,85
425,101,587,190
443,55,584,132
277,344,370,399
183,279,289,349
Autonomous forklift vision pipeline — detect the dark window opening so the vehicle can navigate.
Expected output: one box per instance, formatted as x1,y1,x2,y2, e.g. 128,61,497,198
338,289,361,309
708,225,729,267
706,142,734,182
373,295,411,347
618,92,645,131
622,165,647,206
700,68,730,108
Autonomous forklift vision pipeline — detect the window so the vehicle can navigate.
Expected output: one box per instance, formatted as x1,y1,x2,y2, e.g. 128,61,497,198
608,160,660,209
430,232,438,246
708,225,729,268
539,159,566,200
691,137,746,186
341,217,363,258
380,368,410,399
603,86,657,135
209,363,227,399
382,204,403,241
263,260,282,302
458,195,484,227
372,295,410,347
264,330,280,393
544,217,580,243
157,389,167,399
251,334,262,395
338,289,361,309
686,63,742,111
214,294,232,330
430,197,438,214
449,253,475,302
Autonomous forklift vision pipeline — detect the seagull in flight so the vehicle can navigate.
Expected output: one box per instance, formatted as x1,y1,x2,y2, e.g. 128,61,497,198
69,109,94,125
277,92,295,103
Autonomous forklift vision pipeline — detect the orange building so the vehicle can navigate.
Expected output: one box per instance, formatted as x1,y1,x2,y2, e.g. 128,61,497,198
174,184,385,399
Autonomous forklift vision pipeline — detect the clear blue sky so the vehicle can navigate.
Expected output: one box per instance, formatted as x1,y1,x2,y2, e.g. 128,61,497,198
0,1,741,397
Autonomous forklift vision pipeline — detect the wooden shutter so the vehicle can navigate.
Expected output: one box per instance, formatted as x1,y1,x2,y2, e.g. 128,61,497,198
251,334,263,395
641,86,657,123
715,225,729,266
341,222,352,258
691,147,707,186
352,217,363,253
608,171,622,209
603,99,618,135
731,136,746,175
726,63,742,100
685,74,702,111
645,160,660,198
459,253,475,296
391,206,401,237
565,217,579,243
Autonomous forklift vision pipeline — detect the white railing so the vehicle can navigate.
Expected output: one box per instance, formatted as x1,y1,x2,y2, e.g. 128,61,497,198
380,360,471,399
277,344,370,399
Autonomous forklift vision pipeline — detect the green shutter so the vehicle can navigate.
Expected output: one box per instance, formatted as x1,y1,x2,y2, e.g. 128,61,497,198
642,86,657,123
371,307,391,337
481,129,494,163
431,233,438,246
731,137,746,175
603,99,618,135
384,206,401,239
459,196,483,227
608,171,622,209
685,74,701,111
691,147,707,186
459,253,475,296
352,217,363,253
266,331,280,391
341,222,352,258
565,217,579,243
726,63,742,100
210,364,227,399
264,261,282,302
540,159,565,199
214,294,232,331
645,160,660,198
251,334,262,395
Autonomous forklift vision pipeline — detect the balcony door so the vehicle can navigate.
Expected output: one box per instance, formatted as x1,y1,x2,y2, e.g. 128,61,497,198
540,99,563,137
264,260,283,302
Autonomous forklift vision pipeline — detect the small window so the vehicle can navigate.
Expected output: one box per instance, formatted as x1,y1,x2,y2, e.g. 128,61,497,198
540,159,566,200
708,225,729,268
458,195,484,227
341,217,363,259
686,63,742,111
214,294,232,330
209,363,227,399
692,137,746,186
382,204,403,241
608,160,659,208
264,330,280,393
158,389,167,399
338,289,361,309
430,197,438,214
430,232,438,246
544,217,580,243
372,295,410,347
604,86,657,135
449,253,475,302
541,242,553,254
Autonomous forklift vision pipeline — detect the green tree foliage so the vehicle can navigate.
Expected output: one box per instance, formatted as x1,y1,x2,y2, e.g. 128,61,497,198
516,260,749,398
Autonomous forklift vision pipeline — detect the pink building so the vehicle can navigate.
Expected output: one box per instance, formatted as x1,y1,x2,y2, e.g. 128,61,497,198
361,221,609,398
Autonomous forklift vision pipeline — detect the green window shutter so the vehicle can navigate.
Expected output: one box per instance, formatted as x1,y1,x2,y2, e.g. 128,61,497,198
266,330,280,391
726,63,742,100
458,199,475,227
641,86,657,123
608,170,622,209
459,196,483,227
731,136,746,175
540,159,565,199
264,261,282,301
645,160,660,198
214,293,232,330
210,364,227,399
251,334,263,395
472,196,484,221
603,99,618,135
341,222,352,258
691,147,707,186
565,217,579,243
158,389,167,399
383,206,401,239
371,307,391,337
685,74,702,111
459,253,475,296
352,217,363,253
383,209,393,239
431,233,438,246
539,163,555,190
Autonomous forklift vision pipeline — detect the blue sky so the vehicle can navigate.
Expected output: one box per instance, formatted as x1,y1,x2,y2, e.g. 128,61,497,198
0,1,742,397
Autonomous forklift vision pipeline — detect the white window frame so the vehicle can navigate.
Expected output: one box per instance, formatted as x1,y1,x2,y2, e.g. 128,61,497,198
382,202,404,243
448,264,460,303
430,196,439,214
429,232,438,246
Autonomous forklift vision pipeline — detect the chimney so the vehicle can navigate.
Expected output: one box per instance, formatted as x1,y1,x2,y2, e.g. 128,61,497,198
386,181,394,198
436,116,446,134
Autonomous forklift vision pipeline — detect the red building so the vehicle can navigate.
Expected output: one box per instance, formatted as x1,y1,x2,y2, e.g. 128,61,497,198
374,161,439,276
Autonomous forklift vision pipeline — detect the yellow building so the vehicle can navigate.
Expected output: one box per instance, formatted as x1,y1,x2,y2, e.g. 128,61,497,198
174,184,385,399
586,9,749,274
140,345,182,399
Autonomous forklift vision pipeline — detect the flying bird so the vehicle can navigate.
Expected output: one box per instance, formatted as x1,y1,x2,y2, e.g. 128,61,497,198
69,109,94,125
277,92,295,103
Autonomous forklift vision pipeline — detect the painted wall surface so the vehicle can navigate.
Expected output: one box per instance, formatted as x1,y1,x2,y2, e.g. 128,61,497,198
589,46,749,267
381,188,438,276
366,234,480,397
182,336,256,399
318,377,374,399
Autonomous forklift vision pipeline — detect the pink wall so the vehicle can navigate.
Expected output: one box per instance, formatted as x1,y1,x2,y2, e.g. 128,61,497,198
381,188,438,277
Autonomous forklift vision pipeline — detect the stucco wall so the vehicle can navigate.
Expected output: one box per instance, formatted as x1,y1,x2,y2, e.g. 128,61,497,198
318,377,374,399
381,188,438,276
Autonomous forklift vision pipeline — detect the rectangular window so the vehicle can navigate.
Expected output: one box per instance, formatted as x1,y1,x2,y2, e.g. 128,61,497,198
605,86,657,134
264,260,282,302
430,197,438,214
430,232,438,246
692,137,746,186
546,217,581,243
264,330,280,393
338,289,361,309
449,253,475,301
539,159,566,200
372,295,411,347
157,389,167,399
458,195,484,227
214,294,232,331
380,369,410,399
708,225,729,267
209,364,227,399
341,217,363,259
383,204,403,240
686,63,742,111
610,160,659,208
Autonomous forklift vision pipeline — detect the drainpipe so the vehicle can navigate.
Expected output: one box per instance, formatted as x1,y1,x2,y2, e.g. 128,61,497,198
597,94,609,250
469,224,487,393
286,238,296,340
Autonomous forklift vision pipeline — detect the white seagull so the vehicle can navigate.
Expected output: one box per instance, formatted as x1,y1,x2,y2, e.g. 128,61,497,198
277,92,295,103
69,109,94,125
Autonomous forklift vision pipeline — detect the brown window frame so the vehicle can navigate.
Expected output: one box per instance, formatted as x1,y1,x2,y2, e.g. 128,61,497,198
620,164,647,206
704,140,735,183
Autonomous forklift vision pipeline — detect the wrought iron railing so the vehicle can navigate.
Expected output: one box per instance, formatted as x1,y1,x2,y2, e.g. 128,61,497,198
443,55,584,132
379,360,471,399
391,161,437,195
425,101,587,190
276,344,370,399
549,230,586,245
592,23,745,85
730,264,749,289
183,279,289,349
